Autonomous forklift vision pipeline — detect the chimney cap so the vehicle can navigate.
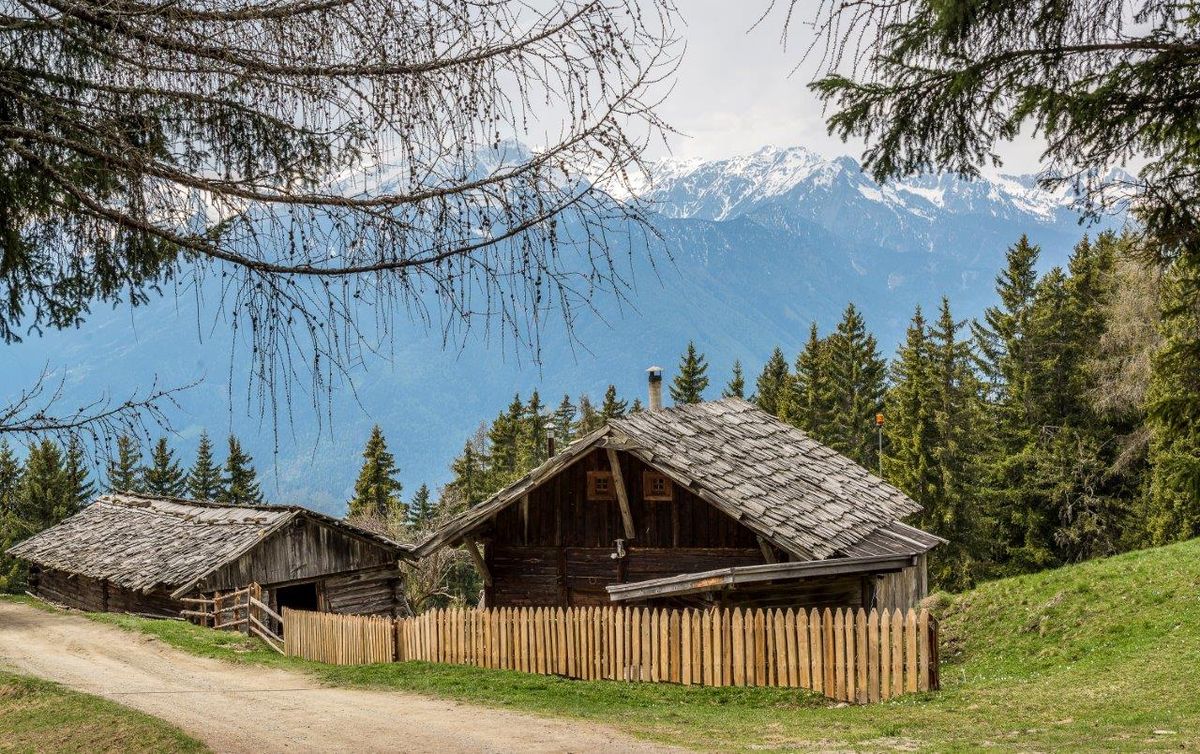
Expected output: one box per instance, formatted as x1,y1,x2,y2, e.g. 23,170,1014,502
646,365,663,374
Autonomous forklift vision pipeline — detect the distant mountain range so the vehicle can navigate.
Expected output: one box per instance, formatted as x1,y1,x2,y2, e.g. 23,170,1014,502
3,146,1125,514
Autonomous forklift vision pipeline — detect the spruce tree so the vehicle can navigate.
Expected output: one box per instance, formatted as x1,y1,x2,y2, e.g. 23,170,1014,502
142,437,186,497
62,437,94,514
106,435,142,493
1145,256,1200,543
446,435,488,515
600,385,628,421
825,304,887,468
0,440,26,592
630,398,644,413
754,347,790,416
521,390,550,469
19,440,69,530
406,483,437,528
187,431,223,500
884,306,937,498
924,298,989,587
487,394,524,484
723,360,746,399
552,395,577,447
347,425,403,519
575,395,603,434
669,341,710,405
220,436,263,505
785,323,835,442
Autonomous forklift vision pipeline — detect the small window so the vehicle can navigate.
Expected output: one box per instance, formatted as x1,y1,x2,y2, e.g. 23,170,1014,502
642,470,673,501
587,470,616,500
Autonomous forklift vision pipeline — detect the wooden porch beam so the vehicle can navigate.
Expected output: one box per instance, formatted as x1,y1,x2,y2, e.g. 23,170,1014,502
757,537,778,564
464,536,493,587
606,448,637,540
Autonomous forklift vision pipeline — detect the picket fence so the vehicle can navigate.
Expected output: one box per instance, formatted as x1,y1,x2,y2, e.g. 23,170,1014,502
282,605,938,703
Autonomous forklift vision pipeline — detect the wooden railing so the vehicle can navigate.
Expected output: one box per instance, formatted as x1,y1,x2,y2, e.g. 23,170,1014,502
282,605,938,704
181,583,284,653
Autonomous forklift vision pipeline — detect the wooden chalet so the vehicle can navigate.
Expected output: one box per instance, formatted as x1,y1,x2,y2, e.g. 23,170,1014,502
8,493,412,620
416,389,943,613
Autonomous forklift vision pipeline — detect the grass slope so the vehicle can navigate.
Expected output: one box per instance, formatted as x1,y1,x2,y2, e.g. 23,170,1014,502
0,671,207,753
88,539,1200,752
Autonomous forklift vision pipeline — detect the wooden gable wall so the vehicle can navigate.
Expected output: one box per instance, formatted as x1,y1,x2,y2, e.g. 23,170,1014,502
196,515,398,593
483,448,767,607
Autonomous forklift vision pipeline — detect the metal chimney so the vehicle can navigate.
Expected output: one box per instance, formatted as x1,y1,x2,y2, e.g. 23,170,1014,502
647,365,663,411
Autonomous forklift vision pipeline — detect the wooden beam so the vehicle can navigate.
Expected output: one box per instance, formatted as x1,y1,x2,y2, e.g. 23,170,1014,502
606,448,636,540
757,537,778,564
520,494,529,545
464,536,493,587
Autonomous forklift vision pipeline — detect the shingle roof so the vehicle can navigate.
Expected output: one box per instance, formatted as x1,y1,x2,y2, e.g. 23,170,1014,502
417,398,935,560
7,493,409,593
608,398,923,559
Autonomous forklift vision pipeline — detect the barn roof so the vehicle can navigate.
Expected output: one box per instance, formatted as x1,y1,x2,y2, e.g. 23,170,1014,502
416,398,940,560
7,493,410,594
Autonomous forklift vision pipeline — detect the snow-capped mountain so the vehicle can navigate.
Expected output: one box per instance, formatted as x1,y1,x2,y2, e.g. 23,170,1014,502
2,145,1124,513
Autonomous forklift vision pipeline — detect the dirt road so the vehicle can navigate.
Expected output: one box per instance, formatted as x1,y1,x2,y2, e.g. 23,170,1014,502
0,601,685,753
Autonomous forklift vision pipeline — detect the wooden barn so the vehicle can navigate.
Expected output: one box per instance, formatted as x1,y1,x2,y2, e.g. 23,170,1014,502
8,493,412,620
416,389,942,613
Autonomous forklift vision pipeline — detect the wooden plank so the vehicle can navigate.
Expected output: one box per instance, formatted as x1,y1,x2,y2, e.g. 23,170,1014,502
670,609,682,684
640,607,652,682
891,609,904,698
605,448,637,540
905,609,919,693
784,609,798,688
701,608,714,687
833,609,846,702
756,537,778,564
856,608,869,704
845,608,858,703
822,608,835,696
918,609,931,692
752,608,766,687
798,609,812,690
732,608,746,687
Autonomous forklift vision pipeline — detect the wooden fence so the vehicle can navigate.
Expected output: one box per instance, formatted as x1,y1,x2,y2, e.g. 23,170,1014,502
282,605,938,703
283,608,396,665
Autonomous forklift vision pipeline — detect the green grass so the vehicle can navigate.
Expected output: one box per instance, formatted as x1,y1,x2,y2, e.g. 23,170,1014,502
0,670,207,753
54,540,1200,751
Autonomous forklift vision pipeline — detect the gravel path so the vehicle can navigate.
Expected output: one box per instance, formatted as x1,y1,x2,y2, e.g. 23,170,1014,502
0,601,686,753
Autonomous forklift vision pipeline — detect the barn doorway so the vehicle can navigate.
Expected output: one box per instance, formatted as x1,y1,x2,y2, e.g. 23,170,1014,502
274,582,320,612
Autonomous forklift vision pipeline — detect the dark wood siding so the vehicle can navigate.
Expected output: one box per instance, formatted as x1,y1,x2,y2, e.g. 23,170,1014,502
483,449,769,608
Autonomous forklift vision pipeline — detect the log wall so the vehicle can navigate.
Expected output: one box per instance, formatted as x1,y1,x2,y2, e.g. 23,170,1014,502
31,567,184,617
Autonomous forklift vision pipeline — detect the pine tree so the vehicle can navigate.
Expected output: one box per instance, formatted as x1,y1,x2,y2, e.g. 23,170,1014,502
347,425,403,519
62,438,94,514
142,437,187,497
406,483,437,528
106,435,142,493
600,384,628,421
186,431,223,500
754,347,790,416
669,341,710,405
785,323,835,441
220,436,263,505
552,395,577,447
1145,256,1200,543
723,360,746,399
825,304,887,468
630,398,644,413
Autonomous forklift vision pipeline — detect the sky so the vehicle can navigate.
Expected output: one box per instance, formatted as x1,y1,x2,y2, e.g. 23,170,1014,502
651,2,1047,173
